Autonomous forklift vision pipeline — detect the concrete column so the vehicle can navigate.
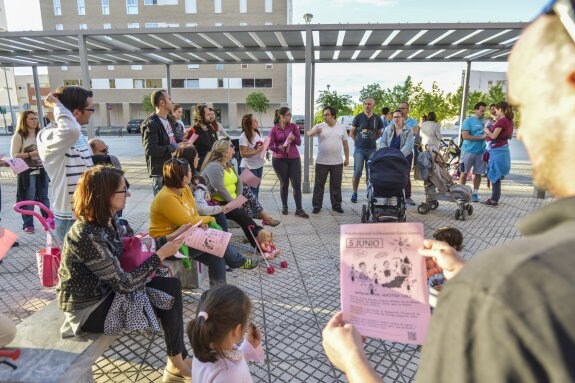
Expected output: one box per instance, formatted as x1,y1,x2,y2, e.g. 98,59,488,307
32,66,44,128
122,103,131,125
99,102,109,127
302,27,313,194
458,61,471,146
228,102,238,130
78,33,94,138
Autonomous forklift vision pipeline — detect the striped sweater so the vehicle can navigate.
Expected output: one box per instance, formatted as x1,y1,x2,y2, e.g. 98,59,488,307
37,102,93,220
57,220,161,313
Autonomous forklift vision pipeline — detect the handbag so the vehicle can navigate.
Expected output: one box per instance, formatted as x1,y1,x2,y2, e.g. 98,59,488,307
21,138,43,168
120,236,154,272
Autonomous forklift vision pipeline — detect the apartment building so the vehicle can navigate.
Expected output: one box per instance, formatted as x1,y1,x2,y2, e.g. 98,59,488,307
40,0,292,128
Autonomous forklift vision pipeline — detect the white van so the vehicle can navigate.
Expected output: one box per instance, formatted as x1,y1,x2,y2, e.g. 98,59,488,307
337,115,354,133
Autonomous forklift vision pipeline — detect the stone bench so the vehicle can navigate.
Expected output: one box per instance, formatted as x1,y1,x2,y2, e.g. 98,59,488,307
0,301,117,383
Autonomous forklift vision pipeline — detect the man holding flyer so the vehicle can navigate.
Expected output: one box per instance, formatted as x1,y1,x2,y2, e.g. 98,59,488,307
322,1,575,381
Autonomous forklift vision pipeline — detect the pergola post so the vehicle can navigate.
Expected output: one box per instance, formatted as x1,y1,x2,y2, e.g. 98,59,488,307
166,64,172,95
78,33,94,138
309,61,315,168
302,27,313,194
32,66,44,127
458,61,471,146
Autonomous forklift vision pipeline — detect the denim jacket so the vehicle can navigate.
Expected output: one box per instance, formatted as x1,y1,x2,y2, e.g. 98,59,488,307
378,125,414,157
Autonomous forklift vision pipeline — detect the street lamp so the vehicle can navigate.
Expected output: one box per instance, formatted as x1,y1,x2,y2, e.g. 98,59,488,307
303,13,313,24
326,84,331,91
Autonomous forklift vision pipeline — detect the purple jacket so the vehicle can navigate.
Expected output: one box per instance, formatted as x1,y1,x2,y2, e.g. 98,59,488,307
268,123,301,159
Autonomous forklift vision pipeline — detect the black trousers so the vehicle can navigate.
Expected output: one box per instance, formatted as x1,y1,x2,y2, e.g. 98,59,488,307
272,157,303,210
224,207,262,248
82,277,187,359
312,163,343,210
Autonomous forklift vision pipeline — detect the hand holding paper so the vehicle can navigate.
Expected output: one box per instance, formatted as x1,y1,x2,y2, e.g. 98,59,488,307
188,133,199,145
259,137,271,159
7,158,29,174
224,195,247,212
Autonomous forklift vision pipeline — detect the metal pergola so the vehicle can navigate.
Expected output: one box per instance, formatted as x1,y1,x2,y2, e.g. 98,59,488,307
0,22,526,192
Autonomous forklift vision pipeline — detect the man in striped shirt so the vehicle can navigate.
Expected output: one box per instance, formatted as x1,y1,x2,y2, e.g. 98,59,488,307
38,86,94,243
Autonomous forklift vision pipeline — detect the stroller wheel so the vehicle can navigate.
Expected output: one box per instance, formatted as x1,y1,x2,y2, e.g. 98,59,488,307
418,203,430,215
461,208,467,221
455,210,461,220
280,261,288,268
466,204,474,216
267,266,275,274
429,200,439,210
361,205,368,223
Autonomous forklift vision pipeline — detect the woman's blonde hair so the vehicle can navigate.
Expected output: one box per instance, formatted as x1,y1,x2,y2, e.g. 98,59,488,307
200,139,232,172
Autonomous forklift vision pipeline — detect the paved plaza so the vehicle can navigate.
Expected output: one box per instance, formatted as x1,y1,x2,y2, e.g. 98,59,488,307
0,134,550,382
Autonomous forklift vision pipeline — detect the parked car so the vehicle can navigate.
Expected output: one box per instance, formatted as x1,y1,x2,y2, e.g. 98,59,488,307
292,114,305,134
126,119,144,134
337,115,354,133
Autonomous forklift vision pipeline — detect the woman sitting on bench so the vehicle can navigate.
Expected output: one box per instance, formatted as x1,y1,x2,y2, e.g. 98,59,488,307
57,165,192,381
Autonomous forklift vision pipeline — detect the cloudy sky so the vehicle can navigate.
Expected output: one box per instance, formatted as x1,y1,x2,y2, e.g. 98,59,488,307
5,0,543,112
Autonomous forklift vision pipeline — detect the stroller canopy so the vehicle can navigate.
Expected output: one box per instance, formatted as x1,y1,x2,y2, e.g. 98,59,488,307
368,147,410,191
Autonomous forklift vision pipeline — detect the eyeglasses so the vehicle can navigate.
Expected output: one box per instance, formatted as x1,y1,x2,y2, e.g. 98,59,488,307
114,186,129,194
322,113,331,117
392,115,403,119
169,158,188,166
544,0,575,42
82,108,95,112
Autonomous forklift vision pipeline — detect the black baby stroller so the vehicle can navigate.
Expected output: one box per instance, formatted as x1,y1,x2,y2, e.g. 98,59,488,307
416,147,473,221
361,147,409,223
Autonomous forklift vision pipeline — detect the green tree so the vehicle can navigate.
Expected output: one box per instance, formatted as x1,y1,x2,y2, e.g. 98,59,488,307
410,81,450,122
245,91,270,126
142,94,154,114
486,83,506,106
358,83,385,111
446,86,488,120
315,89,353,118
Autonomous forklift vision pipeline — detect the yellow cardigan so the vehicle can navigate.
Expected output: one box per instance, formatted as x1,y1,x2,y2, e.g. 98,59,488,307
149,186,215,238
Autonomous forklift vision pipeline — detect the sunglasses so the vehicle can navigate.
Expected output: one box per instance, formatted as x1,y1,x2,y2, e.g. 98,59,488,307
543,0,575,42
82,108,95,112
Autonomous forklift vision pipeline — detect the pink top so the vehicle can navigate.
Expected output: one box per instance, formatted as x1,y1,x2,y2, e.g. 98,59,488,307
268,123,301,159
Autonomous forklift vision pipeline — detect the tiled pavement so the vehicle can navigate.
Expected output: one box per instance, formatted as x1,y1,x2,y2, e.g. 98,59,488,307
0,135,550,382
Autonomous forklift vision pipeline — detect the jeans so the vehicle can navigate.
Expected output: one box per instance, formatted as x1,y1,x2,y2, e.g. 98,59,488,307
405,154,413,199
82,277,188,359
312,163,343,209
188,249,228,287
152,176,163,196
491,179,501,202
214,212,229,232
353,148,376,178
239,166,263,199
20,173,50,229
55,218,75,245
271,157,303,210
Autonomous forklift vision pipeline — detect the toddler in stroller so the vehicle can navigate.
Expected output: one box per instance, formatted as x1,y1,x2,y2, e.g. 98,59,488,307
361,147,409,223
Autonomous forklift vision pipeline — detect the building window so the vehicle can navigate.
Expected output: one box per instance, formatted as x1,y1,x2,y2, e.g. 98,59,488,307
145,79,162,88
214,0,222,13
217,78,224,88
185,0,197,13
186,79,199,88
133,79,145,88
102,0,110,15
61,66,69,71
241,64,249,69
265,22,273,25
77,0,86,15
146,23,160,28
103,23,111,29
55,24,64,30
107,65,115,70
255,78,273,88
240,0,247,13
171,79,185,88
188,64,200,69
131,65,143,70
63,80,81,86
265,0,272,13
216,63,224,70
186,22,198,27
144,0,158,4
79,24,87,30
242,79,255,88
265,64,273,69
53,0,62,16
109,79,116,89
128,23,139,28
214,23,223,27
240,22,248,26
126,0,138,15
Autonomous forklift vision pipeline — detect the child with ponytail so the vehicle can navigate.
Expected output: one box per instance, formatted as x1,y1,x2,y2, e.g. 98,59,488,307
187,285,264,382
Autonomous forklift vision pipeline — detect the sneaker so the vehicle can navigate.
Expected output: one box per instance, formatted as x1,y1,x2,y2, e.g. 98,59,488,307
282,207,288,215
332,207,344,213
24,226,34,234
351,192,358,203
240,258,259,270
312,207,321,214
405,198,416,206
262,218,281,227
471,193,479,203
481,198,499,207
295,209,309,218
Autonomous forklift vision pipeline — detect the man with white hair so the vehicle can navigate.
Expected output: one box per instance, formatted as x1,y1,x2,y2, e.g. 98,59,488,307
321,1,575,381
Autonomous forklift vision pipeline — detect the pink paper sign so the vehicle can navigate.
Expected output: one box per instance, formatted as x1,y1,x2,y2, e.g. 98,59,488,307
224,195,248,212
7,158,29,174
0,227,18,261
184,228,232,258
239,168,261,188
340,222,431,345
188,133,199,145
259,137,271,159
